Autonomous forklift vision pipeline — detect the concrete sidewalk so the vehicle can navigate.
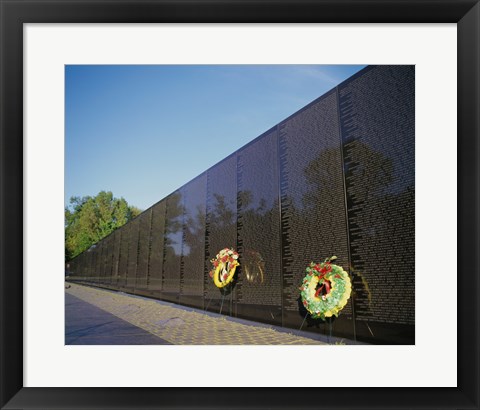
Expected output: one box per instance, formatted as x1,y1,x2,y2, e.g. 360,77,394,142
65,283,327,345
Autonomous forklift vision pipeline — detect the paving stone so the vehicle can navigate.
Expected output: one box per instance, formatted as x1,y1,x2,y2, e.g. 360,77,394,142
66,283,325,345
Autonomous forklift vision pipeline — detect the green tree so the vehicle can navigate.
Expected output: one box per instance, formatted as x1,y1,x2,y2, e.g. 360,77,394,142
65,191,142,261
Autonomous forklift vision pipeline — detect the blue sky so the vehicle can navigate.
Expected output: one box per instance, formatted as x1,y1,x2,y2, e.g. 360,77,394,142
65,65,366,211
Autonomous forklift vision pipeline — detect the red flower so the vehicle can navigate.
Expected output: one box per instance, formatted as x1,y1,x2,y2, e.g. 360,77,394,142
335,274,341,279
324,280,331,294
213,261,219,267
320,263,332,274
223,273,228,280
314,287,322,298
303,300,308,307
209,271,214,278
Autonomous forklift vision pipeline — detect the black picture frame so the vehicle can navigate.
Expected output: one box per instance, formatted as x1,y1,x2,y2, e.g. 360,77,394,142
1,1,478,409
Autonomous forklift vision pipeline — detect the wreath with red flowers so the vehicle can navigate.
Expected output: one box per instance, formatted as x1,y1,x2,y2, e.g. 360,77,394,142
209,248,240,288
299,256,352,320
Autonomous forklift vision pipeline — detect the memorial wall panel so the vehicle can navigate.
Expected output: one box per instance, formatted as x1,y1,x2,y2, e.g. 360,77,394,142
98,241,105,283
100,240,108,284
77,259,82,278
117,223,129,289
75,259,80,279
80,254,88,280
100,237,107,284
87,249,94,282
82,255,88,280
339,65,415,344
76,258,82,279
148,200,166,294
85,254,90,280
104,240,111,283
236,130,282,325
81,256,86,280
67,259,75,278
86,253,92,280
126,218,139,289
87,248,97,282
92,245,100,283
111,230,121,287
73,257,79,279
81,255,87,280
162,191,183,301
136,209,152,290
103,234,113,285
205,155,237,314
69,257,75,277
77,256,82,278
95,246,100,282
82,253,90,281
83,251,90,280
70,257,76,279
279,90,352,335
98,244,104,283
76,256,81,279
88,246,96,282
68,258,75,277
179,174,207,308
77,259,82,280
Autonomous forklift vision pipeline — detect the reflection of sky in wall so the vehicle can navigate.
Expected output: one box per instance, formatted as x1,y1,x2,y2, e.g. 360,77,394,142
170,234,183,257
65,65,365,211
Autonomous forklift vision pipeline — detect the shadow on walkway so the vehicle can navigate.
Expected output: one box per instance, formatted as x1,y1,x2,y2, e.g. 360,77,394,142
65,293,171,345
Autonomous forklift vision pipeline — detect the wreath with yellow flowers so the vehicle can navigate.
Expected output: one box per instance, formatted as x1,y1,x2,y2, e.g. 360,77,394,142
299,256,352,320
209,248,240,288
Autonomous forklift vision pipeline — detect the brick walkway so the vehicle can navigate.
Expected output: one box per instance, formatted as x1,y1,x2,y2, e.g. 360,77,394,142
66,283,325,345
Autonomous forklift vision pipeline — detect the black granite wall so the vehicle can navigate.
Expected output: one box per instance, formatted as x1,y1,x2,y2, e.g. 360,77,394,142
67,65,415,344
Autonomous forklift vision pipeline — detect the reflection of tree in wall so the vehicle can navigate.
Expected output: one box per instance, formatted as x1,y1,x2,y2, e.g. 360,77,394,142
204,192,237,302
301,146,351,268
212,193,235,226
183,203,206,283
179,177,208,297
236,186,284,320
342,140,415,325
163,192,184,269
183,204,206,257
238,189,280,287
280,144,351,320
209,193,237,249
